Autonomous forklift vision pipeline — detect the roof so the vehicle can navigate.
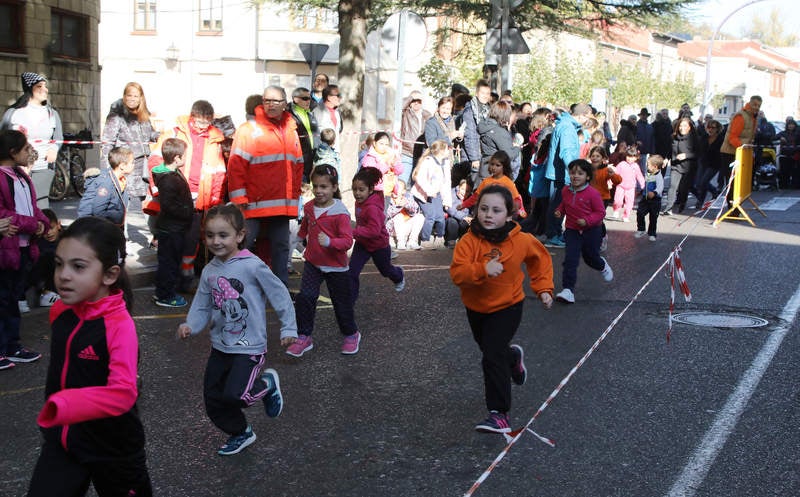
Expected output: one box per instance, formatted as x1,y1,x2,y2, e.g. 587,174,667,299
678,40,800,72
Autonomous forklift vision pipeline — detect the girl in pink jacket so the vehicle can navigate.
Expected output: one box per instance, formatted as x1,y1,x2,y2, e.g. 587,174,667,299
611,146,645,222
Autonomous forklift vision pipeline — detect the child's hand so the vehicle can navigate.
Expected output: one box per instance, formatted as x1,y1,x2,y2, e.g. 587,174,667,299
281,336,296,347
539,292,553,309
607,165,615,175
318,232,330,247
486,256,503,277
576,218,587,227
177,323,192,340
553,210,562,219
647,191,654,199
7,223,19,236
0,217,10,236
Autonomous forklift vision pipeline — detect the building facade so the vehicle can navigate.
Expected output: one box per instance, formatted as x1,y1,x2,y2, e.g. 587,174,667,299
0,0,101,135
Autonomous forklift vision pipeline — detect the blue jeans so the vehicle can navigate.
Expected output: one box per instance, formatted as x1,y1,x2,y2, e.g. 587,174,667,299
562,226,605,290
417,196,445,241
545,179,565,239
295,262,357,336
399,154,414,186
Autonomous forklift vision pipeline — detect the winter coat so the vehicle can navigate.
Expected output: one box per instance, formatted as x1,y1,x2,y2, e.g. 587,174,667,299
545,113,581,184
148,115,227,211
77,167,128,227
477,118,520,182
0,166,49,269
1,101,63,171
400,99,431,157
228,107,304,219
671,131,700,174
152,165,193,233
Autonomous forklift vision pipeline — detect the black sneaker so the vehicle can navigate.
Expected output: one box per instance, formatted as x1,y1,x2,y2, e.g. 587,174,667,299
475,411,511,434
510,344,527,386
7,347,42,363
154,295,188,308
218,425,256,456
0,356,15,370
261,368,283,418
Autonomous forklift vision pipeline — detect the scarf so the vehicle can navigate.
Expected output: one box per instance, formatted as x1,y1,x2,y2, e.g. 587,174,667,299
470,220,516,244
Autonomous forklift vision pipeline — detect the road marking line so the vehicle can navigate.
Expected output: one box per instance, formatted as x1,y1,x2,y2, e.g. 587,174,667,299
0,385,44,396
665,281,800,497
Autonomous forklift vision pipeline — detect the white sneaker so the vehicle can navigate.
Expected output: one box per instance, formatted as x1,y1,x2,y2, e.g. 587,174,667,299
18,300,30,313
407,242,421,251
648,235,657,242
40,291,60,307
634,231,646,238
600,257,614,282
555,288,575,303
394,278,405,292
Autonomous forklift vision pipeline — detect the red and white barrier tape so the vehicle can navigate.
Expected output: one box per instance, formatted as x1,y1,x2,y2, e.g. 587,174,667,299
666,246,692,343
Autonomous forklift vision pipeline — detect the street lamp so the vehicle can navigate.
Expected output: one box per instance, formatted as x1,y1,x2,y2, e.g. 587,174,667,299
700,0,769,117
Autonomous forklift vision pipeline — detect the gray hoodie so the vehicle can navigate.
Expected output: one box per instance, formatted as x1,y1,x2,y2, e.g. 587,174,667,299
185,249,297,355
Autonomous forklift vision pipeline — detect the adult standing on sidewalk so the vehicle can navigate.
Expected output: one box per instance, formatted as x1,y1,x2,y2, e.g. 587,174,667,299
719,95,761,200
101,82,160,201
289,87,318,182
312,85,343,152
228,86,304,287
1,72,63,209
399,90,431,185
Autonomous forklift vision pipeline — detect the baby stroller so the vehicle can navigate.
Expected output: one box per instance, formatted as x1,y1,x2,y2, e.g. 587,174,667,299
753,145,779,190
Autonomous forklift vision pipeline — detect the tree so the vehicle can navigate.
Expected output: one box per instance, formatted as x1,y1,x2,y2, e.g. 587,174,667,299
741,8,799,47
255,0,700,180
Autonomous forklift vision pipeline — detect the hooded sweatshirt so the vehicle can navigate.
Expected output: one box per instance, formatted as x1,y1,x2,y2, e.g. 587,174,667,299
353,191,390,252
185,249,297,355
298,198,353,271
450,222,553,314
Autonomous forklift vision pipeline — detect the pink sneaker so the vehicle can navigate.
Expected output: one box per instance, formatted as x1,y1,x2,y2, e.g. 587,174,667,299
286,335,313,357
341,332,361,355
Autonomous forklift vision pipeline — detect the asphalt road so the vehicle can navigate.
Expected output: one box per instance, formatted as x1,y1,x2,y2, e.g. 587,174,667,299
1,190,799,497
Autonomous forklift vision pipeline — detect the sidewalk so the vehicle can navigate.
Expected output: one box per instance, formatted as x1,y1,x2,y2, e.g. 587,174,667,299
49,195,157,287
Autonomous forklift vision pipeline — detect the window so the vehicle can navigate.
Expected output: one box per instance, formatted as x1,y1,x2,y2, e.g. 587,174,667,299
290,6,338,32
0,0,25,52
199,0,222,32
770,72,785,98
134,0,157,32
51,8,89,60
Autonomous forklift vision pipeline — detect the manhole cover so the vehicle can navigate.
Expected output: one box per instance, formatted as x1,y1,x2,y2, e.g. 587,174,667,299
672,312,768,328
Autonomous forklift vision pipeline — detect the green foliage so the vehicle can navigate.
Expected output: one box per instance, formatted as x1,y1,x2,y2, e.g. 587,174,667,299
417,58,451,96
741,7,799,47
512,53,701,110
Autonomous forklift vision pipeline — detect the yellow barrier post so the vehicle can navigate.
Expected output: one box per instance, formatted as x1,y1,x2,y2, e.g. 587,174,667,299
714,145,766,227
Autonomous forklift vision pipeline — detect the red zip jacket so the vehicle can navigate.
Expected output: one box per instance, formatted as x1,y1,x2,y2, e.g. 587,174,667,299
556,183,606,231
38,290,146,461
353,191,390,252
298,199,353,271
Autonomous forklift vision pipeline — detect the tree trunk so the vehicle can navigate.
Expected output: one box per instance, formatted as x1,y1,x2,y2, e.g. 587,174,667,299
336,0,370,200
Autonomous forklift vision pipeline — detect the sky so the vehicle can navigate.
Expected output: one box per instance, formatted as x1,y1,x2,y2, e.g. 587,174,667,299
681,0,799,40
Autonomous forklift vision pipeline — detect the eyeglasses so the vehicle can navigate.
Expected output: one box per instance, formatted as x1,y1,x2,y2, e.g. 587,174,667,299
263,99,285,106
328,93,340,98
411,99,422,104
295,96,311,101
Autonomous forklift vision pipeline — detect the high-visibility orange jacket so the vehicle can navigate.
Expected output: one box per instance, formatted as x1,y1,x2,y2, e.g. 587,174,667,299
147,115,227,212
227,106,304,219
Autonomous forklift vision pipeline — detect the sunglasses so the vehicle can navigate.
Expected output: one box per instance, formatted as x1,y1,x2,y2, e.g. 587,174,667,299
295,96,311,101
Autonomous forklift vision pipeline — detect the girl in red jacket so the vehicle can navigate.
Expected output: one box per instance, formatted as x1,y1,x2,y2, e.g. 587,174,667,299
287,165,361,357
553,159,614,304
27,216,152,496
349,166,405,304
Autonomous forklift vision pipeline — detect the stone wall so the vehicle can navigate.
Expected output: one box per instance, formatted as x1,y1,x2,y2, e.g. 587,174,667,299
0,0,101,136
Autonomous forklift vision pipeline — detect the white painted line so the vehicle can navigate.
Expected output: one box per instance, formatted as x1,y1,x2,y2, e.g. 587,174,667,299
665,282,800,497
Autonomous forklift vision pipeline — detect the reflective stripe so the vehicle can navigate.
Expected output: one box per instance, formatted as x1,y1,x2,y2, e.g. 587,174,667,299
248,153,302,165
233,148,252,161
230,188,247,199
247,198,297,209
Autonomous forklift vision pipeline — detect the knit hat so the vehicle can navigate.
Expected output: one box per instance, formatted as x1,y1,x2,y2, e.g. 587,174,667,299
21,72,47,93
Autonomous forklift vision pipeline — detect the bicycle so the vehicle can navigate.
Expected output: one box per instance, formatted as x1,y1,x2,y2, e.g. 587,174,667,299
49,129,91,201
